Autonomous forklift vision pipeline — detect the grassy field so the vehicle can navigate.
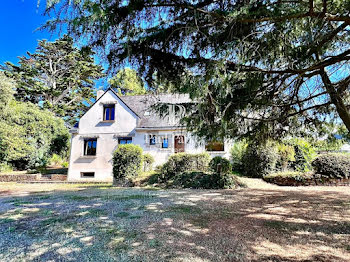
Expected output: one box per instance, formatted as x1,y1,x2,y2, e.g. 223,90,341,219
0,180,350,261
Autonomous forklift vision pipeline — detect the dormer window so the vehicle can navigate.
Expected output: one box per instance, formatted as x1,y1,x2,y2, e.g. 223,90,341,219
103,104,115,121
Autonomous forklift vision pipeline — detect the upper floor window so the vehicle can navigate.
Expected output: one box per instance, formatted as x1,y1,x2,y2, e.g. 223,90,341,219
103,104,115,121
205,141,224,152
150,135,156,145
118,137,132,144
84,138,97,156
162,138,169,148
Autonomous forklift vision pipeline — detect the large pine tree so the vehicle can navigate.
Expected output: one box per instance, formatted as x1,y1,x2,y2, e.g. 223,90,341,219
42,1,350,139
2,35,104,124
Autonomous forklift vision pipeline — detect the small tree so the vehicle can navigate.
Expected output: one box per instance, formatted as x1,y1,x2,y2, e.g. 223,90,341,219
113,144,143,180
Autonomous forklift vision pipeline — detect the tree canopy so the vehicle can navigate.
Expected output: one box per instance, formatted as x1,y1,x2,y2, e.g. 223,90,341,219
0,72,69,169
42,0,350,140
2,35,104,124
109,68,147,95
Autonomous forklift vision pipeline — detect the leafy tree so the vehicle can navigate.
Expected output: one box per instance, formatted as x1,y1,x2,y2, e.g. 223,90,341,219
0,73,69,169
2,35,104,124
43,1,350,139
109,68,146,95
0,71,14,109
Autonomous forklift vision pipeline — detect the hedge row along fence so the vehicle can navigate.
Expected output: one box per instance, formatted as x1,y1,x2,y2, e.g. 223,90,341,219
264,153,350,186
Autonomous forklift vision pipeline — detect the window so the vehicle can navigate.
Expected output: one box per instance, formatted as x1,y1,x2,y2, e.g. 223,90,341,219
150,135,156,145
162,138,169,148
103,104,115,121
84,138,97,156
205,141,224,151
81,172,95,178
118,137,132,144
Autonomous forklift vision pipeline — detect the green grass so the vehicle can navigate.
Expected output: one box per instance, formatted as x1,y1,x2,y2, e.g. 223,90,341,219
167,204,202,214
114,211,130,218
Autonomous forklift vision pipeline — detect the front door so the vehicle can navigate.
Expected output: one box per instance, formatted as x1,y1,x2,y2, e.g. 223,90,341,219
174,135,185,153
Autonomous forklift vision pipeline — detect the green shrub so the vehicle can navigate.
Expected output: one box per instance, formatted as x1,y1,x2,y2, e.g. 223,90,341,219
113,144,143,180
242,141,279,178
288,138,316,172
0,100,69,170
143,153,155,171
0,163,13,173
171,171,245,189
160,152,210,178
209,156,232,174
62,161,69,168
312,153,350,179
276,144,295,171
230,140,248,171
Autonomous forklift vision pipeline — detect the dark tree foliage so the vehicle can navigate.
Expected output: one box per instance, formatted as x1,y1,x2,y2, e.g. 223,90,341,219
42,0,350,139
2,35,104,124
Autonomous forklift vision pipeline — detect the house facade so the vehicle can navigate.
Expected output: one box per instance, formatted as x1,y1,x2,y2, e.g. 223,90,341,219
68,88,232,182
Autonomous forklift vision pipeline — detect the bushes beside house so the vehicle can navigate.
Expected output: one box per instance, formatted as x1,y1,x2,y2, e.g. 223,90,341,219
113,144,143,180
143,153,154,172
138,153,243,189
242,141,279,178
160,152,210,178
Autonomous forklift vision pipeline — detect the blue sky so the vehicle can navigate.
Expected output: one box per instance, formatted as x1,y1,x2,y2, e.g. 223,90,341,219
0,0,60,65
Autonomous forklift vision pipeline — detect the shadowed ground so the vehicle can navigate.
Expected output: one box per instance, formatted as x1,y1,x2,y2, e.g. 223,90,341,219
0,180,349,261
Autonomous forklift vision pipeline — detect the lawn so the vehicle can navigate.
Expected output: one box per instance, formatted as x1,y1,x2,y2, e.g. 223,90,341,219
0,180,350,261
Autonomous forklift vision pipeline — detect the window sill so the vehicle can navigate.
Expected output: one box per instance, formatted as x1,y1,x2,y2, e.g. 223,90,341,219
101,120,115,123
80,155,97,158
206,151,226,153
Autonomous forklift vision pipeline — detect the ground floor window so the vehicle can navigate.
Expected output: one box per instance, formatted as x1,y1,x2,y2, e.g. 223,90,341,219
162,138,169,148
150,135,156,145
84,138,97,156
118,137,132,144
81,172,95,178
205,141,224,151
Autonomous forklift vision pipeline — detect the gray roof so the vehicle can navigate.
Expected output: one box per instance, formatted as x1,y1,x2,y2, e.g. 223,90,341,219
119,93,192,128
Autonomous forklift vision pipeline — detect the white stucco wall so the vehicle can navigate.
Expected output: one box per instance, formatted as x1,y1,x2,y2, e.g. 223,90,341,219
68,90,138,182
68,90,233,182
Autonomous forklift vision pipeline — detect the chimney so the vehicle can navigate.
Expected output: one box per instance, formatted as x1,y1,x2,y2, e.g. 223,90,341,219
96,89,105,100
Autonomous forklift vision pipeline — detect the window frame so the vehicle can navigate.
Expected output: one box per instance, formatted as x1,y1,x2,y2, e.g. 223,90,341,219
84,138,97,156
162,138,169,148
81,172,95,178
103,104,115,121
149,135,156,145
118,137,133,144
205,141,225,152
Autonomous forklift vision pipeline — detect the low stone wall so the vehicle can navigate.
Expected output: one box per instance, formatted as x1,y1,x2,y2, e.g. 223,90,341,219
0,174,41,182
264,176,350,186
49,174,67,181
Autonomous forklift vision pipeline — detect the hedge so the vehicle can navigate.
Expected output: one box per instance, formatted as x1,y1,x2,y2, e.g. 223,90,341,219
160,152,210,178
312,153,350,179
113,144,143,179
242,142,279,178
166,171,245,189
209,156,232,174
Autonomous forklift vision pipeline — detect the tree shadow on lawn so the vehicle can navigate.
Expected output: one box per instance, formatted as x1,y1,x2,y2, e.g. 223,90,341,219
0,186,349,261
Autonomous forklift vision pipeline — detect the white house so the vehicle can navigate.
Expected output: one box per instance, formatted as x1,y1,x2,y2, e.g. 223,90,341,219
67,88,232,182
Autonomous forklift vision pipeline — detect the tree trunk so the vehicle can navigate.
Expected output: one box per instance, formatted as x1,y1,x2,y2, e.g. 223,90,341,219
320,69,350,132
